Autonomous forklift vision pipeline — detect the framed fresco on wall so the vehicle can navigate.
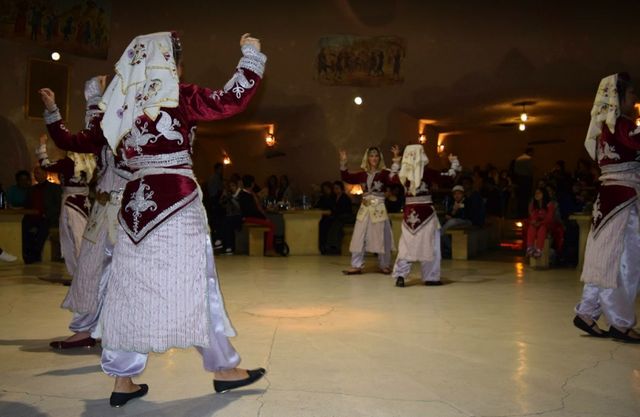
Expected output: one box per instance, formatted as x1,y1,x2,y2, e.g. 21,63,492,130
316,35,406,86
0,0,111,59
26,58,69,120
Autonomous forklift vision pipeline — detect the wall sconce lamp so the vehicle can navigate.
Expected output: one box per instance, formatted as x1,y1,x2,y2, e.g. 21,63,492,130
265,132,276,147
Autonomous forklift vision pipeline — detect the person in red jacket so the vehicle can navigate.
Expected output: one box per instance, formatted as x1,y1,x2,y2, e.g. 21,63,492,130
526,187,556,258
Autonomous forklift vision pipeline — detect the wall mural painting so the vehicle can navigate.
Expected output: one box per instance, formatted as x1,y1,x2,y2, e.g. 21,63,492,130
0,0,111,59
316,35,406,86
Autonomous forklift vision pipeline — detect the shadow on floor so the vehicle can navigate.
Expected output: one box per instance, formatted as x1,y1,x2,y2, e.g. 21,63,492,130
81,389,265,417
0,400,50,417
36,364,103,377
0,338,101,355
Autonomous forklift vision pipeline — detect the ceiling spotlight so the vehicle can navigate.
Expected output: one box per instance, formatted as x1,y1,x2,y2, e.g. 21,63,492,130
354,96,363,105
438,144,445,152
418,134,427,144
223,155,232,165
519,123,526,132
51,52,61,61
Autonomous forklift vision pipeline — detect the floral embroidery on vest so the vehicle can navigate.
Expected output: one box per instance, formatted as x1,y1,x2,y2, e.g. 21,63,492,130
406,209,421,228
125,179,158,234
598,141,621,163
124,111,184,154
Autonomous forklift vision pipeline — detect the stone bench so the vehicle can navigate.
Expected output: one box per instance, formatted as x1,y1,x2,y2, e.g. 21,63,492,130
446,222,500,260
529,236,551,269
234,224,269,256
43,228,61,262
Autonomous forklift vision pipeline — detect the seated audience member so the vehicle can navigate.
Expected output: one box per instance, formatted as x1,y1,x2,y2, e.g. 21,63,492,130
498,170,515,217
207,163,225,247
237,175,277,256
574,159,595,187
483,170,502,217
7,170,32,208
319,181,355,254
442,185,472,231
277,174,292,203
526,187,561,258
219,180,243,254
384,183,404,213
315,181,335,210
0,247,18,262
440,185,472,258
462,176,486,226
22,166,61,263
544,184,566,256
328,181,355,254
259,174,279,208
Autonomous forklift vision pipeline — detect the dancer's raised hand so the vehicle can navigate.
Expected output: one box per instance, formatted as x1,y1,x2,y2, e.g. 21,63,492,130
240,33,261,52
39,88,57,112
39,134,48,145
339,149,347,162
391,145,400,158
97,75,108,94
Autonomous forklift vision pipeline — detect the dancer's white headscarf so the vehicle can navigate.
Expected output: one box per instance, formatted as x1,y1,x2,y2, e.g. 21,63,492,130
585,74,619,160
360,147,386,172
399,144,428,195
100,31,180,151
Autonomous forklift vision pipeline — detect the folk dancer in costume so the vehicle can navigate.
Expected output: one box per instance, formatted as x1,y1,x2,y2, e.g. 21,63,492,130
41,31,268,406
45,76,133,350
340,145,401,275
392,144,443,287
573,73,640,343
36,132,95,277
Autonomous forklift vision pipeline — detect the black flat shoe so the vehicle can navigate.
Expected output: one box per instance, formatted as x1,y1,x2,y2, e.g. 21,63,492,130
572,316,609,338
424,280,443,286
49,337,97,349
110,384,148,407
609,326,640,344
214,368,266,393
342,269,362,275
395,277,405,287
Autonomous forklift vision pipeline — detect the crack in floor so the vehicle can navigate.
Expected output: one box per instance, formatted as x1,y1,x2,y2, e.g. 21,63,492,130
1,388,85,401
480,345,626,417
256,319,280,417
0,298,17,317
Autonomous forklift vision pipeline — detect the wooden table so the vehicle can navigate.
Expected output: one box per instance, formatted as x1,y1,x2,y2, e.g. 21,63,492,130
281,209,330,255
0,209,37,263
569,213,591,272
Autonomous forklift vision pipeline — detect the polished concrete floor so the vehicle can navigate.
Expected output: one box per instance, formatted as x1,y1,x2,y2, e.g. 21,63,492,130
0,255,638,417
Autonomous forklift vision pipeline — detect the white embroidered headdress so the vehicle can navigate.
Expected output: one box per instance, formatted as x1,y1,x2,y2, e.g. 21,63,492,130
585,74,619,160
360,147,386,172
399,144,428,195
100,32,180,151
67,152,97,183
